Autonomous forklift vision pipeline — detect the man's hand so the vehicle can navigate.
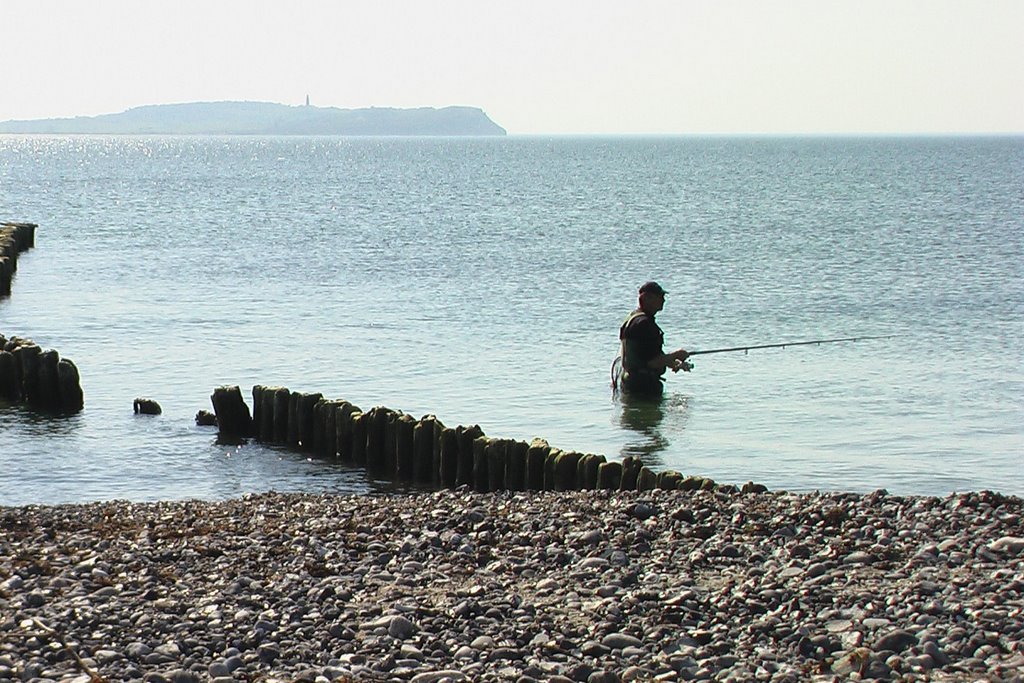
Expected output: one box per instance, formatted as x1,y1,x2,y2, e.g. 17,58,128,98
670,348,691,372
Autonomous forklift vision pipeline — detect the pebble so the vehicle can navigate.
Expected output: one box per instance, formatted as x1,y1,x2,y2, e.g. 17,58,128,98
0,488,1021,681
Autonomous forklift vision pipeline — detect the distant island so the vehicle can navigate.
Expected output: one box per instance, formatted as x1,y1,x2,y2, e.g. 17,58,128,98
0,101,507,136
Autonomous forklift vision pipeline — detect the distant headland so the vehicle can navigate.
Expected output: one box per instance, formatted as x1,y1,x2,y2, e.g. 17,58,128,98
0,101,507,136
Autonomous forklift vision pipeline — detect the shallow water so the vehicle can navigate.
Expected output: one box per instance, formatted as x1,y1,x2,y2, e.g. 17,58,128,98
1,135,1022,504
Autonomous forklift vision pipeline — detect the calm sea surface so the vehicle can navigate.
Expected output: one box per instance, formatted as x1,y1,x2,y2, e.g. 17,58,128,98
1,135,1021,505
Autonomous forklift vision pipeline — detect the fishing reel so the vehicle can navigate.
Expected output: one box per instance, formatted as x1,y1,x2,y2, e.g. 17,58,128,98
673,359,694,373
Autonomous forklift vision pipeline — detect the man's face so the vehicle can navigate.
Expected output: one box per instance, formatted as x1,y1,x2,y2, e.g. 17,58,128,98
642,291,665,314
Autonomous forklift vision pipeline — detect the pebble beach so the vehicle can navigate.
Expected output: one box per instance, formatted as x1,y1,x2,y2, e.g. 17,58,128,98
1,488,1022,683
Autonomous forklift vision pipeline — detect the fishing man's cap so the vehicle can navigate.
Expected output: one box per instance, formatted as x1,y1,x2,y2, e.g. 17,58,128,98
639,281,667,296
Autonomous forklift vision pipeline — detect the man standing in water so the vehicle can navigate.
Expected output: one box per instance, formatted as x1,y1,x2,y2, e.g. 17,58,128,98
618,281,691,397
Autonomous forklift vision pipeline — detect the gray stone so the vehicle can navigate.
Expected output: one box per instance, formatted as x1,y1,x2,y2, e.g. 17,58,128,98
874,629,918,653
388,615,417,639
602,633,643,650
410,672,470,683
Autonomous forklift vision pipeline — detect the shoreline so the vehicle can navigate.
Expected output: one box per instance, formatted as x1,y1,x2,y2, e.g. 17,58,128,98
2,488,1022,682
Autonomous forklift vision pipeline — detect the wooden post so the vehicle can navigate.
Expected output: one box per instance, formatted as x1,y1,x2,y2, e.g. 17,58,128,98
34,349,61,411
472,436,490,492
271,387,291,445
525,438,548,491
395,413,415,481
366,407,390,474
335,402,358,460
296,392,323,451
455,425,483,487
658,470,682,490
13,343,40,406
597,461,623,490
211,385,253,439
413,416,437,483
620,456,642,491
0,256,10,296
322,399,338,457
57,358,83,413
251,386,267,441
0,350,19,401
577,453,605,490
438,427,459,488
553,451,581,491
636,466,658,491
543,448,561,491
506,440,529,491
431,417,446,486
349,411,367,466
486,438,509,492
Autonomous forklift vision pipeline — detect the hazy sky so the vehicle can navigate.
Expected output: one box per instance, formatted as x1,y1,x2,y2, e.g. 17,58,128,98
2,0,1021,134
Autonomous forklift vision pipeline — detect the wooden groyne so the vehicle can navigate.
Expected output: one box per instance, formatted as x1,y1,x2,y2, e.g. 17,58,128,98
0,222,36,297
0,335,84,413
210,384,768,494
0,223,84,413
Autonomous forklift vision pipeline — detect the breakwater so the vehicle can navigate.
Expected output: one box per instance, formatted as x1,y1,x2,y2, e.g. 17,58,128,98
210,384,763,494
0,223,85,413
0,335,84,413
0,222,35,296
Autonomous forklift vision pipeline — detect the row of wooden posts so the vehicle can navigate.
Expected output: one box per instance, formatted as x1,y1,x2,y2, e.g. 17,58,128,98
210,384,765,494
0,222,86,413
1,222,36,297
0,335,85,413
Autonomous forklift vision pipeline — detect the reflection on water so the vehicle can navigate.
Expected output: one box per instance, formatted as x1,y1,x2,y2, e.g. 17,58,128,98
617,392,690,467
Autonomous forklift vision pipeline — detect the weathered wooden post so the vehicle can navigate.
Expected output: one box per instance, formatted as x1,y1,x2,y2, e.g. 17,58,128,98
413,416,437,483
577,453,605,490
597,461,623,490
553,451,582,491
251,386,267,440
349,411,367,466
57,358,83,413
295,392,322,451
271,387,291,445
636,466,658,491
658,470,682,490
438,426,459,487
34,350,61,411
319,399,336,456
620,456,643,491
312,398,328,455
431,417,446,486
211,385,253,439
472,436,490,492
543,448,561,491
395,413,416,481
525,438,549,491
506,440,529,491
13,343,40,406
335,401,358,460
366,407,391,474
134,398,162,415
211,385,251,438
0,256,11,296
455,424,483,487
252,385,274,442
0,350,19,401
485,438,509,492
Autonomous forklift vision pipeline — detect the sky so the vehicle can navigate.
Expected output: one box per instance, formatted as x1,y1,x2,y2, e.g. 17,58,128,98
1,0,1021,135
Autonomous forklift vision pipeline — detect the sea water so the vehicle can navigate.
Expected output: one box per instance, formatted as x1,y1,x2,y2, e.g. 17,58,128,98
1,135,1021,504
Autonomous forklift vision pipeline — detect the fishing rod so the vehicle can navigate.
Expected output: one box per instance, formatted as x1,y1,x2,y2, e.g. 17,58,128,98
674,334,895,372
687,335,897,357
611,334,894,386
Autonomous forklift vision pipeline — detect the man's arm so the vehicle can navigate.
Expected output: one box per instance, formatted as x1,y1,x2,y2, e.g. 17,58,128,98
647,347,690,371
